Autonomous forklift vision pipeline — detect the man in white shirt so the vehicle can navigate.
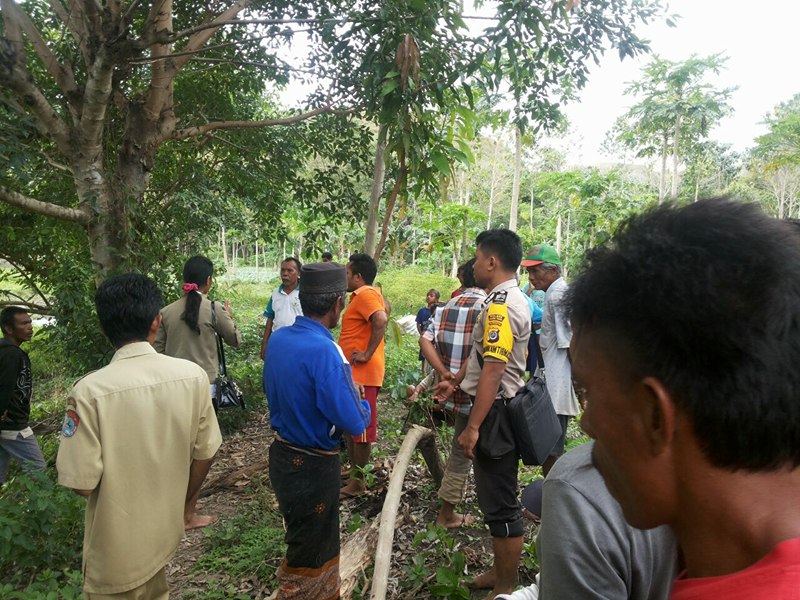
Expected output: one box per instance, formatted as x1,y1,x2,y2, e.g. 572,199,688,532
260,257,303,359
522,244,579,476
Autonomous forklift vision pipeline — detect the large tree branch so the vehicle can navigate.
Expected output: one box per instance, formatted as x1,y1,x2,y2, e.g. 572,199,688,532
2,0,79,111
170,105,340,141
143,0,174,121
0,63,72,156
79,45,114,158
172,0,251,72
169,14,499,43
49,0,91,66
0,185,90,224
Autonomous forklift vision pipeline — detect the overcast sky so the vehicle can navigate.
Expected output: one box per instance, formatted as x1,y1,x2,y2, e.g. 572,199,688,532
560,0,800,164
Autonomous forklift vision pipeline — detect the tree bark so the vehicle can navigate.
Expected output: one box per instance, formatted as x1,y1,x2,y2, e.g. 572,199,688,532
508,125,522,231
671,113,682,200
371,425,434,600
373,148,406,261
365,125,388,256
659,132,669,204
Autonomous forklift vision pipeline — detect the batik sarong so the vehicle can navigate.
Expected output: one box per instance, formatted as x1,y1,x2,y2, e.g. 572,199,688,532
269,439,341,600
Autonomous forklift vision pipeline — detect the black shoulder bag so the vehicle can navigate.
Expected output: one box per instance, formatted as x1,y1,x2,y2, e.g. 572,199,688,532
506,374,561,465
210,301,245,411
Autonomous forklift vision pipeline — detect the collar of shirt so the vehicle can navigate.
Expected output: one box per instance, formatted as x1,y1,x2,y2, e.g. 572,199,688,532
349,284,376,299
278,283,300,295
484,278,519,303
460,287,487,299
109,341,157,363
292,315,334,340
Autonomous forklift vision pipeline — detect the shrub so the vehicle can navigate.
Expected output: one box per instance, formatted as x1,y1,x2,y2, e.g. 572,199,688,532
0,471,84,591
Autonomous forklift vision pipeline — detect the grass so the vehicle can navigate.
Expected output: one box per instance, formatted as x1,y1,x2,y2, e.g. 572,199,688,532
376,267,459,317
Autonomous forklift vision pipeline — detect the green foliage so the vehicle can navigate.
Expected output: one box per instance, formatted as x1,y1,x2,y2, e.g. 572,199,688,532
403,524,469,599
193,498,286,588
0,569,84,599
526,168,654,274
755,93,800,167
383,335,420,397
610,53,734,200
0,472,84,592
377,268,458,316
520,538,540,573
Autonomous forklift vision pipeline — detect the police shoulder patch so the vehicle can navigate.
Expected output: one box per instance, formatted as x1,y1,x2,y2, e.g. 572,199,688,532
491,290,508,304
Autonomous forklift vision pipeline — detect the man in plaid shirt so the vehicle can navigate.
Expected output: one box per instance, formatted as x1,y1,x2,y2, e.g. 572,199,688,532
420,258,486,528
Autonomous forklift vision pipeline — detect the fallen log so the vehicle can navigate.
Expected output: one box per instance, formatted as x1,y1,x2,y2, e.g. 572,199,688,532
371,424,433,600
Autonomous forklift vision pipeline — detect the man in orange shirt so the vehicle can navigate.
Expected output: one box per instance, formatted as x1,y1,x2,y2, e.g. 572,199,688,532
338,253,388,498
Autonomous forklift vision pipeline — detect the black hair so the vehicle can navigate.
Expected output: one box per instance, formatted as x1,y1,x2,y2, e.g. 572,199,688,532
182,256,213,335
95,273,163,348
428,289,441,300
1,306,28,336
299,291,345,318
282,257,303,272
321,252,333,261
566,197,800,471
475,229,522,273
461,258,477,288
348,253,378,285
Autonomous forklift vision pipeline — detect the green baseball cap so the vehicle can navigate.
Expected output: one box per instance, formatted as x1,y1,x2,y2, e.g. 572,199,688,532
521,244,561,267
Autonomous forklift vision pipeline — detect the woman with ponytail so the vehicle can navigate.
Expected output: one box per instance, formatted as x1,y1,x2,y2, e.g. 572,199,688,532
153,256,241,529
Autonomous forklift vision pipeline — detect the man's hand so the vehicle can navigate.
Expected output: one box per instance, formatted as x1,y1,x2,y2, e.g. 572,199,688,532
458,425,480,460
355,382,366,398
224,300,232,316
433,379,456,403
350,350,371,365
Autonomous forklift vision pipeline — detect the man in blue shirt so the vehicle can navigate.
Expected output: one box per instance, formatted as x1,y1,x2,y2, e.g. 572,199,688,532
264,262,370,600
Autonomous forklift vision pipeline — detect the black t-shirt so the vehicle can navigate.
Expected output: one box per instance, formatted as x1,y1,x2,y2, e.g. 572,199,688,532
0,340,32,431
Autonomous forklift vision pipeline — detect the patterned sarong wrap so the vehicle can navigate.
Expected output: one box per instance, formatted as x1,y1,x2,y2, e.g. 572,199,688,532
269,439,341,600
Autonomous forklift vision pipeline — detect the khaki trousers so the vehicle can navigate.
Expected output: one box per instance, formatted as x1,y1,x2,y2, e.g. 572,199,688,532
84,567,168,600
437,412,473,505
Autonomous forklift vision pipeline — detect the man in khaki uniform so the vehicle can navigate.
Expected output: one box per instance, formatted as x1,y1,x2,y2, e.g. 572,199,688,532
436,229,531,598
57,273,222,599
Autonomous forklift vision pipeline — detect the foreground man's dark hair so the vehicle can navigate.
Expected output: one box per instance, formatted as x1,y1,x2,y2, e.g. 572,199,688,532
567,197,800,471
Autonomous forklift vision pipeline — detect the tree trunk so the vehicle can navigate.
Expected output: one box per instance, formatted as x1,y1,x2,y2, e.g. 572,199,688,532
659,133,669,204
508,125,521,231
365,125,388,256
529,177,535,238
373,159,407,261
221,227,230,286
556,213,562,255
671,114,682,200
487,141,500,228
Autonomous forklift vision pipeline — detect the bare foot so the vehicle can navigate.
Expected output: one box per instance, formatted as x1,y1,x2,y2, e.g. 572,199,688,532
435,512,475,529
467,569,495,590
339,479,366,500
185,513,218,530
522,508,541,524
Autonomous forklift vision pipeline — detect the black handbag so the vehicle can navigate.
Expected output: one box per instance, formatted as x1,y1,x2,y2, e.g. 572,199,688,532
211,301,245,411
506,374,561,465
476,398,517,459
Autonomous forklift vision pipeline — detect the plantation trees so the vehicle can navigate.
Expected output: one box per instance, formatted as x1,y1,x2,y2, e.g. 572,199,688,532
611,54,733,202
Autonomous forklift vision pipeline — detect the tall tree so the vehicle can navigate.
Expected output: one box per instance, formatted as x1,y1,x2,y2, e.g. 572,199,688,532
611,54,734,202
751,93,800,219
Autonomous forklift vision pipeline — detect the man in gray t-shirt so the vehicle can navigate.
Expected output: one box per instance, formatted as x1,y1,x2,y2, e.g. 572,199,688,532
498,443,677,600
